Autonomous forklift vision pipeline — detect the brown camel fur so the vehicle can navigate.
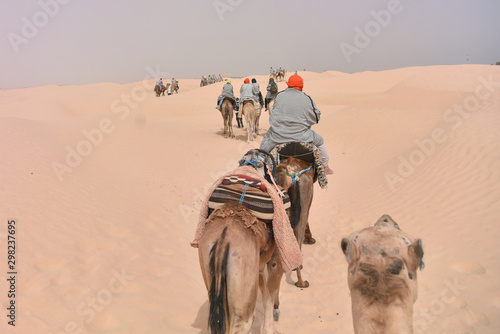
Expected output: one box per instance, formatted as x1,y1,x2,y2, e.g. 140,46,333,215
341,214,424,334
198,203,276,333
171,83,178,94
266,157,315,321
242,100,260,143
275,70,286,82
267,99,275,115
220,99,235,139
154,83,170,97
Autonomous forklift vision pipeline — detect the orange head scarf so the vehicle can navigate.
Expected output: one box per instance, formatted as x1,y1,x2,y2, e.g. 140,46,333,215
286,74,303,91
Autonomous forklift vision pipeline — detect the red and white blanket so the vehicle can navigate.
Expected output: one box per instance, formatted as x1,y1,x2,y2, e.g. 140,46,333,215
190,165,302,272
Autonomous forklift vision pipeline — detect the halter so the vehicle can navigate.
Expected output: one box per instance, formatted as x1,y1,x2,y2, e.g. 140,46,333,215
240,159,260,169
280,165,313,186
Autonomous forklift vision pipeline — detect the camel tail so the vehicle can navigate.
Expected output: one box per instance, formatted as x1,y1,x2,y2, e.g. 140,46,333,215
288,181,302,230
208,229,231,334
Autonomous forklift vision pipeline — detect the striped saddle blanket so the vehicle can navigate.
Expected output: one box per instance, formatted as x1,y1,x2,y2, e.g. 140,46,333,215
208,175,290,221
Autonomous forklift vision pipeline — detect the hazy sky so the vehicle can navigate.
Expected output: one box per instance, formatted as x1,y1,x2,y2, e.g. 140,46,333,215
2,0,499,88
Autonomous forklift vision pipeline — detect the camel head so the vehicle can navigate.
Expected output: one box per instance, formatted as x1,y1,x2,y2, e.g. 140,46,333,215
238,149,276,182
341,214,424,333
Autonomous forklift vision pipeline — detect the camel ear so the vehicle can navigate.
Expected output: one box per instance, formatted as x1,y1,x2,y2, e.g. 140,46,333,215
409,239,425,271
341,237,358,264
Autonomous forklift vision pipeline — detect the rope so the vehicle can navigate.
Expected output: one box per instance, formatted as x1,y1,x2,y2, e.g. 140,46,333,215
280,165,313,186
260,229,274,255
239,184,249,204
267,169,284,198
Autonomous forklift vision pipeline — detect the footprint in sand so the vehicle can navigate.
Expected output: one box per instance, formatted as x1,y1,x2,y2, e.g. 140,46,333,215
452,262,486,275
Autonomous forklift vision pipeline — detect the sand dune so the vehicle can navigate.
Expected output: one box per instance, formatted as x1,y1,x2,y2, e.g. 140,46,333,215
1,64,499,333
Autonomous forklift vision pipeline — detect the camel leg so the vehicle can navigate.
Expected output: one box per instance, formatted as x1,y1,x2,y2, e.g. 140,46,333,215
255,114,260,135
303,222,316,245
259,268,275,333
229,116,234,138
225,115,230,138
294,266,309,288
227,253,258,334
267,251,283,321
294,185,312,288
221,111,228,137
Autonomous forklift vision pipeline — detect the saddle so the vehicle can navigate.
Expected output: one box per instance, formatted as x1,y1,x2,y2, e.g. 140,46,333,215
217,96,237,111
208,175,290,222
241,98,261,116
271,142,328,188
223,96,236,104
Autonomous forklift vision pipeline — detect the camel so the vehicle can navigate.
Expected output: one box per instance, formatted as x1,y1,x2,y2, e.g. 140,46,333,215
241,99,260,143
198,203,276,334
154,83,170,97
198,149,279,333
171,83,179,94
275,70,286,82
267,99,275,114
266,153,316,321
220,98,235,138
341,214,425,334
154,84,163,97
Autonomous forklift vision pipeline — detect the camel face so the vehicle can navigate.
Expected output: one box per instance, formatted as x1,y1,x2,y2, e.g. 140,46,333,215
238,149,275,180
341,214,424,333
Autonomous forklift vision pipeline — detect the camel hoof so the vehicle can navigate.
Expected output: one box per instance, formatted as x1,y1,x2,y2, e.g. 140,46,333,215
303,237,316,245
295,280,309,288
273,309,280,321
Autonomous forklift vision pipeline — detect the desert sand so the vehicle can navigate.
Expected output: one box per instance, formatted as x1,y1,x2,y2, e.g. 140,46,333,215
1,64,499,333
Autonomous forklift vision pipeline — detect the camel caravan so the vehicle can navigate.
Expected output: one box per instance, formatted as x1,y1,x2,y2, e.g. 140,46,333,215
192,72,424,333
270,67,287,82
201,74,224,87
153,77,179,97
215,76,279,143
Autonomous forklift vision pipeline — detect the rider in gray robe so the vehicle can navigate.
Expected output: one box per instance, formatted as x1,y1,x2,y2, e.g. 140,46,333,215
217,81,236,110
260,74,333,175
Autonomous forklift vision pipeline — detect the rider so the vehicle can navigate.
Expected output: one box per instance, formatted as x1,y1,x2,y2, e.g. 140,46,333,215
171,77,178,90
260,74,334,175
216,79,237,110
251,78,264,107
265,77,278,110
239,78,255,103
156,78,164,89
